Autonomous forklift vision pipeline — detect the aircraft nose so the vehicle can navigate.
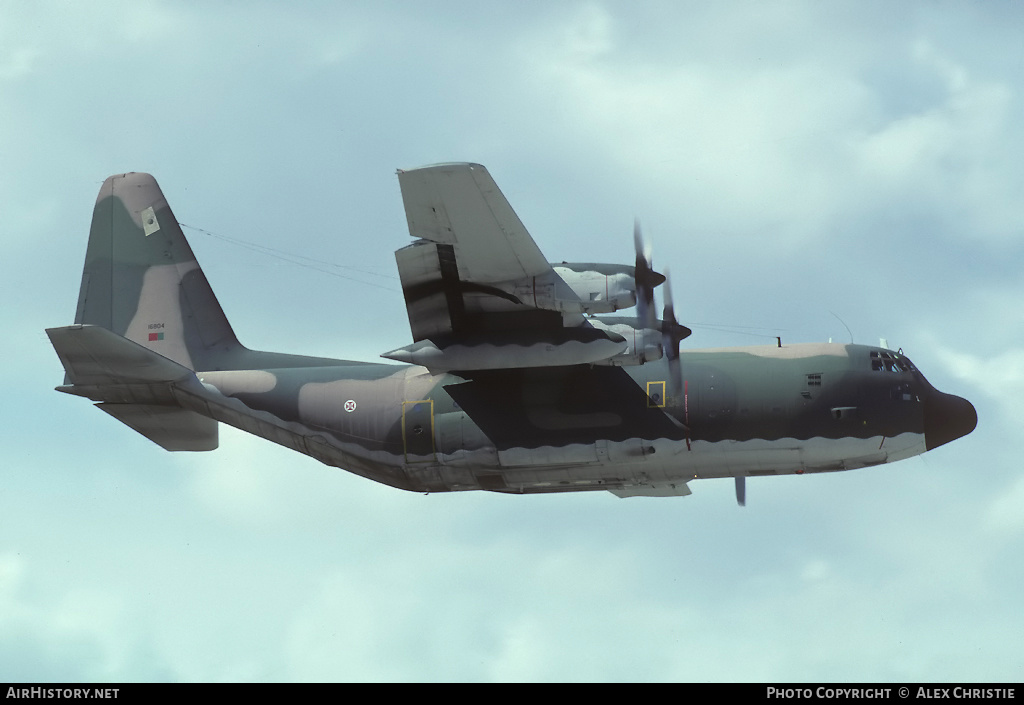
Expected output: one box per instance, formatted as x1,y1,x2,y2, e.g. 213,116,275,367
924,390,977,450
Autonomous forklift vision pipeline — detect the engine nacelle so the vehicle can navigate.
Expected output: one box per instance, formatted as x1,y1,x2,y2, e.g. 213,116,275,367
554,263,638,313
502,264,640,316
587,317,664,366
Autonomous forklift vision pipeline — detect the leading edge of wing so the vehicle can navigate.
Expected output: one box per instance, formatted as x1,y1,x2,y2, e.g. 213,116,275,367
396,163,552,283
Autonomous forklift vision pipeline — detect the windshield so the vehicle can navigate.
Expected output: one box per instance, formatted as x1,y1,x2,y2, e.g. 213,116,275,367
870,349,917,373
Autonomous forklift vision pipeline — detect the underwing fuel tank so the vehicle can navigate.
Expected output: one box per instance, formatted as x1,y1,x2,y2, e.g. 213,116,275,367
381,329,627,372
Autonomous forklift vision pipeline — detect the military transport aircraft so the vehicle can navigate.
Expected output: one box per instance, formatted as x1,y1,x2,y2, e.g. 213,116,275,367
46,163,976,503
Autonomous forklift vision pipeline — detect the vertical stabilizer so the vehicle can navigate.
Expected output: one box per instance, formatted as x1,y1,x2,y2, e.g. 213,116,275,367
75,173,239,371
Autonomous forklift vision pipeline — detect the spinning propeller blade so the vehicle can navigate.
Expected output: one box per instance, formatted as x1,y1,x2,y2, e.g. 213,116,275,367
633,219,663,331
660,268,691,402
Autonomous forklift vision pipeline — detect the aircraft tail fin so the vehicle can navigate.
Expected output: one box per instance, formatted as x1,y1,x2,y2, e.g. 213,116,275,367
74,172,240,372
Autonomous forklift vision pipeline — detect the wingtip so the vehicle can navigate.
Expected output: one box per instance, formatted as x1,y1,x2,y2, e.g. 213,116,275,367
399,161,487,174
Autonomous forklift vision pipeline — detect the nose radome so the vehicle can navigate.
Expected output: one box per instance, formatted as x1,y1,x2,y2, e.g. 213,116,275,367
924,391,978,451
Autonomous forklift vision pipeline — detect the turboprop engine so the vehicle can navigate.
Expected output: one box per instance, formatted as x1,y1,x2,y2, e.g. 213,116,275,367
498,263,641,315
587,317,665,366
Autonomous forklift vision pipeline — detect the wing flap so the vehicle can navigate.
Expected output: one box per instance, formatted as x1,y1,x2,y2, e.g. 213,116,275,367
394,239,459,341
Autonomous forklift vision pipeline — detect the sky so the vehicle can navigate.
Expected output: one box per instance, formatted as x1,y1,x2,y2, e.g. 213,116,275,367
2,0,1022,683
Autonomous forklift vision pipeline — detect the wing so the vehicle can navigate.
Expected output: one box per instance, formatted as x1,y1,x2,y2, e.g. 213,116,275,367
387,163,646,373
398,162,553,285
394,162,564,345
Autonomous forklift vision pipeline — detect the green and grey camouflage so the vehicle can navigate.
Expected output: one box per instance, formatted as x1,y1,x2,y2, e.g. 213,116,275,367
46,165,976,502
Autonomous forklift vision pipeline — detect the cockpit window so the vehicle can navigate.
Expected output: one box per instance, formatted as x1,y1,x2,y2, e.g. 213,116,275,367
870,350,917,373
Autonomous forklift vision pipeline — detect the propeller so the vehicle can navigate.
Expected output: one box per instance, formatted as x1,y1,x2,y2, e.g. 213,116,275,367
633,222,691,433
633,219,664,331
654,260,743,508
660,268,691,402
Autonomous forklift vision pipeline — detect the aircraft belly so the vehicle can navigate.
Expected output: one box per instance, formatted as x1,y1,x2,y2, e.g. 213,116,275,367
880,432,927,462
682,440,803,477
465,433,929,493
497,444,599,467
679,432,927,478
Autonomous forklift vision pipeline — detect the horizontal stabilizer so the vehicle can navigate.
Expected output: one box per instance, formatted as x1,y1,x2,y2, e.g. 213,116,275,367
98,403,218,451
46,324,194,386
47,324,218,451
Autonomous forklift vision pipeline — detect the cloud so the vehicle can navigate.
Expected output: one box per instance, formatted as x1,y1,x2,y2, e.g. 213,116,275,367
856,41,1020,240
985,476,1024,535
0,48,39,82
0,552,178,681
931,343,1024,428
507,2,1024,259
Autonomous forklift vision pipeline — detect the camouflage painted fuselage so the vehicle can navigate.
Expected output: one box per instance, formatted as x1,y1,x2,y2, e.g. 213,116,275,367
186,340,958,495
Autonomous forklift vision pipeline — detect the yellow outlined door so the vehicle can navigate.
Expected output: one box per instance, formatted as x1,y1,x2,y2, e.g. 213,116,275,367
647,380,666,408
402,400,435,462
